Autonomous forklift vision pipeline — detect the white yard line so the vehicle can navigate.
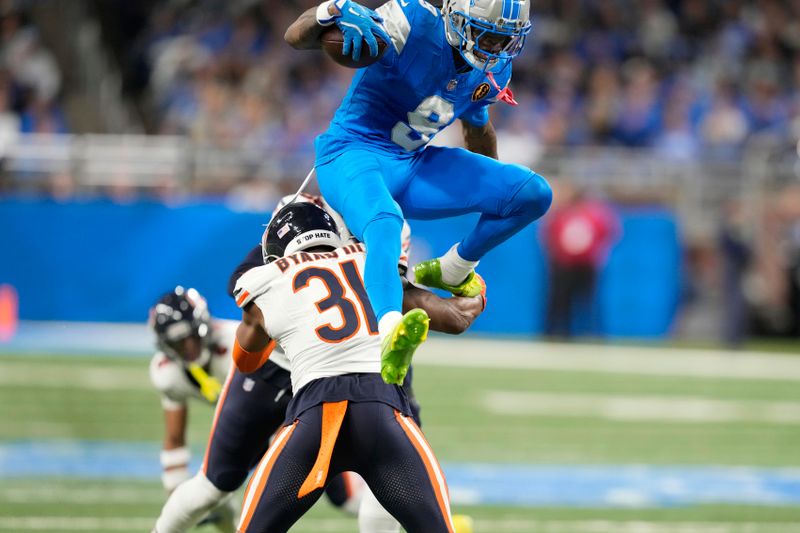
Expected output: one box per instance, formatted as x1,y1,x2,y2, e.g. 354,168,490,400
0,516,352,532
473,520,800,533
0,363,149,390
485,390,800,424
0,486,163,504
4,336,800,386
0,517,797,533
417,337,800,381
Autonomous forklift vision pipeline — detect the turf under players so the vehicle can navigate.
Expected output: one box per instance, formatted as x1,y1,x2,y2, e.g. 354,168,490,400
284,0,552,383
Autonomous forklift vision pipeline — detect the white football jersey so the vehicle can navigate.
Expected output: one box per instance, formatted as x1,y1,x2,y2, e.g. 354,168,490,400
149,319,291,409
234,244,381,393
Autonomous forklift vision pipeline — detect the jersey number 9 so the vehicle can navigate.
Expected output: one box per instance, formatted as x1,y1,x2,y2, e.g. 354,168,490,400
391,95,454,151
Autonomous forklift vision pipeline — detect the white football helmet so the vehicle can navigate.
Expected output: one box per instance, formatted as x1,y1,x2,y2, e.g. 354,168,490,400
443,0,532,72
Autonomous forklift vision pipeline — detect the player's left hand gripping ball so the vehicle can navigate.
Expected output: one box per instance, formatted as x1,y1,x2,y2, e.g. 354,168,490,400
317,0,390,61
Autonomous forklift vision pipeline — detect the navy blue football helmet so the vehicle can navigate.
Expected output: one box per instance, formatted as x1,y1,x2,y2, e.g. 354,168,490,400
261,202,342,263
150,287,213,367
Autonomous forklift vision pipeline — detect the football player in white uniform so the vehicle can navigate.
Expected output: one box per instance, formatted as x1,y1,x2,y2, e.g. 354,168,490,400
150,287,361,533
232,203,462,532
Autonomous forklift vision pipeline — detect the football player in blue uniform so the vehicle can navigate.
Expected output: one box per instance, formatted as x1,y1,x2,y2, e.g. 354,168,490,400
285,0,552,382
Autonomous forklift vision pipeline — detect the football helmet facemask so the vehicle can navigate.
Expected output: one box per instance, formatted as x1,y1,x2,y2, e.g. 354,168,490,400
150,287,214,368
443,0,531,72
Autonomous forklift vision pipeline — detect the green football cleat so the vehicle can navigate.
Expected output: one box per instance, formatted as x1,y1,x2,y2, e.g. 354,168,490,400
381,309,430,385
413,258,483,297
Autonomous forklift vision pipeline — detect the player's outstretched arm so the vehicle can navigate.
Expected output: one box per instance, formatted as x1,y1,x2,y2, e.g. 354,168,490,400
285,7,327,50
233,304,276,373
402,283,486,335
462,120,499,159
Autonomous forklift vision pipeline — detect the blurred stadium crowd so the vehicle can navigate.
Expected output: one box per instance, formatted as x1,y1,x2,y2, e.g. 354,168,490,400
0,1,65,137
119,0,800,159
0,0,799,342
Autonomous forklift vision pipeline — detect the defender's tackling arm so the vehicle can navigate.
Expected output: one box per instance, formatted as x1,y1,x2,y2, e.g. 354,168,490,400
233,304,275,373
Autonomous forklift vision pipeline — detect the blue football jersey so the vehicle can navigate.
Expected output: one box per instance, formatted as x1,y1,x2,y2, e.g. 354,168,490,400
315,0,513,165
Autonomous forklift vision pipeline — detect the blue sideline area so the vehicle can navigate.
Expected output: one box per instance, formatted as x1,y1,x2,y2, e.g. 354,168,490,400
1,441,798,508
0,199,681,337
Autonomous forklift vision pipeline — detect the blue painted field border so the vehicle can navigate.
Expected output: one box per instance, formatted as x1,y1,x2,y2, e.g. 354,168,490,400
2,441,799,508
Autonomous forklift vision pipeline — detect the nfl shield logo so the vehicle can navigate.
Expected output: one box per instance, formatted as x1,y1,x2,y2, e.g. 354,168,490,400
447,79,458,92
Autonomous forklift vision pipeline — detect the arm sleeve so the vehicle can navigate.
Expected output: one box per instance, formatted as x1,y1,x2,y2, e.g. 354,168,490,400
459,105,491,127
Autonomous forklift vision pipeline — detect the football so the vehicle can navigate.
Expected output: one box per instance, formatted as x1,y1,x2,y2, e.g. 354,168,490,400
320,26,388,69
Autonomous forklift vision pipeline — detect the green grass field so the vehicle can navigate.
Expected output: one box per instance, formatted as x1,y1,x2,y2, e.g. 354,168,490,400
2,337,800,532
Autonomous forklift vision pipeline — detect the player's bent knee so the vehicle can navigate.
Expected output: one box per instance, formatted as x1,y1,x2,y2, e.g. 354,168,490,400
508,171,552,221
189,471,232,506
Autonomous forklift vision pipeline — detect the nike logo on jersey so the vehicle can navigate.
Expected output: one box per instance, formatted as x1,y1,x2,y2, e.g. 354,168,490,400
398,0,409,6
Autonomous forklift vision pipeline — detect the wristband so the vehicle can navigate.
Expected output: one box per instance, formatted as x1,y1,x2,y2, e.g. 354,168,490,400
160,446,191,469
316,0,338,26
160,446,191,491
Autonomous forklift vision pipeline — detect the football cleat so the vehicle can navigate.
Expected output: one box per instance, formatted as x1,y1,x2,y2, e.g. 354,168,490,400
380,309,429,385
413,259,484,298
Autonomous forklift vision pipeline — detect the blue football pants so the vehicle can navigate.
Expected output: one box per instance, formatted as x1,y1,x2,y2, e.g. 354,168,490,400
316,145,552,321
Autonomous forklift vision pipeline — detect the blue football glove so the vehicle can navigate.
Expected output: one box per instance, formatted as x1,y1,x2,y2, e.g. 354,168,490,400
327,0,390,62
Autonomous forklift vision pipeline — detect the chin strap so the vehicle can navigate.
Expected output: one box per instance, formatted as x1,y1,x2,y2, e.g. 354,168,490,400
486,71,518,106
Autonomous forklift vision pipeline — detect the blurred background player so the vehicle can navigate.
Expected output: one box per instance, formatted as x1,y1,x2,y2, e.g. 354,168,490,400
284,0,552,376
233,202,456,533
541,182,621,339
149,286,362,533
148,287,239,531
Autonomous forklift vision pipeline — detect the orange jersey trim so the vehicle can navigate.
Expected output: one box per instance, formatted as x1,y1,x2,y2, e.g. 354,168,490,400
236,290,250,307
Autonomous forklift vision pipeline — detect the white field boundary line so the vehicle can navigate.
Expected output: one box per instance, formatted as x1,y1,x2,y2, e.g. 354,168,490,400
4,337,800,385
485,391,800,424
0,517,350,532
0,517,798,533
0,486,163,504
472,520,800,533
417,338,800,381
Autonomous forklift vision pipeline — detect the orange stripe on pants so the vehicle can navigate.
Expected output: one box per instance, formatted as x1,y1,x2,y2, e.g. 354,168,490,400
200,363,237,474
394,411,455,533
298,400,348,498
237,422,297,532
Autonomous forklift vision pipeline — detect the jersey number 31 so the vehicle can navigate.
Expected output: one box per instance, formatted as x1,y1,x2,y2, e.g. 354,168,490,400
293,260,379,343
